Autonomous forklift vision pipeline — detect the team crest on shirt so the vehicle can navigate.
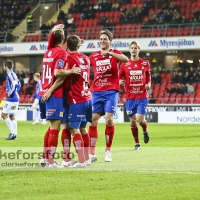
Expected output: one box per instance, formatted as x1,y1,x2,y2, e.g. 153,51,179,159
57,59,65,68
48,51,52,57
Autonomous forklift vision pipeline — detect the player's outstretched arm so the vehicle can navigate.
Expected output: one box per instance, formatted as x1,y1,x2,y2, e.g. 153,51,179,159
145,61,151,90
55,65,81,77
101,50,128,62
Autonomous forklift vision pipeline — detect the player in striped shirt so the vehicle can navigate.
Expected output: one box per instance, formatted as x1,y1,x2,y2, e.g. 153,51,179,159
1,60,21,140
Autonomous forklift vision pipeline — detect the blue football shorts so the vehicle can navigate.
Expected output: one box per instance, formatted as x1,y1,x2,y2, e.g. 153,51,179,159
45,96,63,121
68,100,92,129
62,98,69,124
125,98,148,117
92,90,119,115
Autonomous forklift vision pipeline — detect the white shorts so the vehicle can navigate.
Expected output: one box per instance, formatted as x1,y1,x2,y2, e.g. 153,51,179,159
2,101,19,115
32,99,39,109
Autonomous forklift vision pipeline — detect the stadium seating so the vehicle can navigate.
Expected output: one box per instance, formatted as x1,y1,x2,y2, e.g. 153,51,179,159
15,0,200,42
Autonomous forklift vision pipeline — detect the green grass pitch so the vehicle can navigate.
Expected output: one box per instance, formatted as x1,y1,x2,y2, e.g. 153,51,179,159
0,121,200,200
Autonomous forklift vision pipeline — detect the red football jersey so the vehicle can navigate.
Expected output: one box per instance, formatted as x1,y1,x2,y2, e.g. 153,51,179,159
64,52,92,104
119,58,151,100
89,49,122,92
40,46,68,98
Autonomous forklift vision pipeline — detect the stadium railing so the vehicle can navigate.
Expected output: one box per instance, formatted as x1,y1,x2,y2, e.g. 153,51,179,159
0,22,199,43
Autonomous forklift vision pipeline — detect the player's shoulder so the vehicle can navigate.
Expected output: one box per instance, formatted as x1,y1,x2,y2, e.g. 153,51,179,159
89,51,101,58
120,59,131,69
52,47,67,57
112,49,122,54
139,58,149,65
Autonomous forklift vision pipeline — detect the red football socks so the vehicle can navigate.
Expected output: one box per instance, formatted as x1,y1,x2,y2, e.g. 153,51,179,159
47,129,59,164
42,127,50,159
140,121,148,133
131,125,139,144
105,124,115,151
88,126,98,155
61,129,71,162
73,133,85,163
81,133,90,161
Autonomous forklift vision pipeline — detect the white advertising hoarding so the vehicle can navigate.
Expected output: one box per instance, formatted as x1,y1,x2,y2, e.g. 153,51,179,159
0,36,200,55
158,112,200,123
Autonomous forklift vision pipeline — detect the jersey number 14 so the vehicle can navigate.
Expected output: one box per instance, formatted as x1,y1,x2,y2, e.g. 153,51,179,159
42,65,52,84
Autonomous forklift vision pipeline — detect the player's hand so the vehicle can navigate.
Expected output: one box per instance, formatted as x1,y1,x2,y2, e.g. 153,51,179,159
101,50,113,56
42,90,52,102
80,39,84,46
120,80,124,86
30,97,33,101
145,83,151,90
8,94,10,97
71,65,81,75
51,24,64,33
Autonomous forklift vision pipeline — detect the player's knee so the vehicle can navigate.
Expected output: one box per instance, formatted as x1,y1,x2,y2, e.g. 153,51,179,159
106,118,113,126
130,120,137,126
1,112,7,119
138,120,145,126
91,118,99,126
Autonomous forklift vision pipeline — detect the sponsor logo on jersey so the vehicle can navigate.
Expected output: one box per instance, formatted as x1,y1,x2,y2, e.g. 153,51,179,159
130,70,142,75
80,65,89,69
141,62,147,65
59,111,63,117
96,65,111,72
96,59,110,66
125,62,131,66
57,59,65,68
46,109,56,116
43,58,54,62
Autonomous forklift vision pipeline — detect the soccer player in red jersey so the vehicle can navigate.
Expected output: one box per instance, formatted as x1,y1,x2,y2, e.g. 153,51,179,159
88,29,128,162
119,41,151,150
43,35,92,168
40,29,80,168
64,35,92,168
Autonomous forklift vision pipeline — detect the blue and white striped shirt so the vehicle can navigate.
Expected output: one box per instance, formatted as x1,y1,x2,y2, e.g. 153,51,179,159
6,70,21,102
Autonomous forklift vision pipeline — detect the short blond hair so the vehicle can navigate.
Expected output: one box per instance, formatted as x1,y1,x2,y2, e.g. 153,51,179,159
33,73,40,78
129,41,140,49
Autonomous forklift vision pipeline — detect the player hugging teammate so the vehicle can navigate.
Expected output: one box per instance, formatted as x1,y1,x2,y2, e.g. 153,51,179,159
39,25,150,168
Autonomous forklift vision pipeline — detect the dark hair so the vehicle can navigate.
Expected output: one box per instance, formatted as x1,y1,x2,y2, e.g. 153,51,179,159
54,29,68,46
129,41,140,49
3,59,13,69
67,35,80,51
99,29,113,41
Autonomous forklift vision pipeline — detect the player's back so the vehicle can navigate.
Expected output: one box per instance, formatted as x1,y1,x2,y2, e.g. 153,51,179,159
66,52,91,104
40,46,68,98
6,70,20,102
